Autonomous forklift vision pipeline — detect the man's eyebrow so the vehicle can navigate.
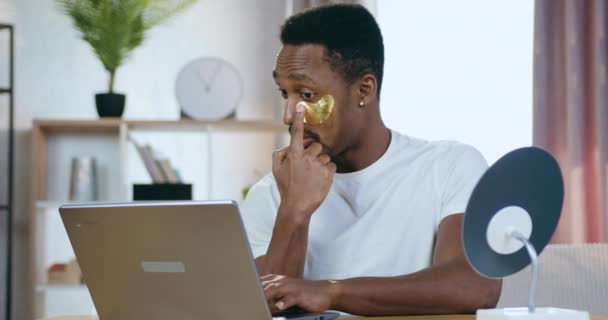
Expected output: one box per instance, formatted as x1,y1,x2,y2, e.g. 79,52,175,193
272,70,316,84
288,72,314,82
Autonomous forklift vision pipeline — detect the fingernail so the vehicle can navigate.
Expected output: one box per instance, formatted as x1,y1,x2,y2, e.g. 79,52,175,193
276,301,285,310
296,103,305,113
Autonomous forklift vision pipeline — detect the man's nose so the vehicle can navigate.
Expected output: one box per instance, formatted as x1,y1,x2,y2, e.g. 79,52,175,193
282,97,299,126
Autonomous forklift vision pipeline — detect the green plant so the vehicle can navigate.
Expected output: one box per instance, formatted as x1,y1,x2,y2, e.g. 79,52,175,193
58,0,197,93
242,184,252,199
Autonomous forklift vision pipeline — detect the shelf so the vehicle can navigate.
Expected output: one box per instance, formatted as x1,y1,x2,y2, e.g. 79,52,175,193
36,201,64,210
33,119,122,134
127,119,286,132
33,118,286,134
0,88,11,94
35,284,88,293
36,200,125,210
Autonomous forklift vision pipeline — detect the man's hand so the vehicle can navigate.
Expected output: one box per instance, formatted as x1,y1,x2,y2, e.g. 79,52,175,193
262,274,339,314
272,103,336,219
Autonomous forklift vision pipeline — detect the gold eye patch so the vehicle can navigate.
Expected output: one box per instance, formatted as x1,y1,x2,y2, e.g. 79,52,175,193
297,95,335,125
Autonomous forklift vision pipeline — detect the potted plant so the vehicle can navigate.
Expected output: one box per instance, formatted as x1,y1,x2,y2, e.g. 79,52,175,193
58,0,196,117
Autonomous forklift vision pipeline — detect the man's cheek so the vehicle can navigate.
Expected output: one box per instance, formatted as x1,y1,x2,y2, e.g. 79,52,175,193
300,94,335,125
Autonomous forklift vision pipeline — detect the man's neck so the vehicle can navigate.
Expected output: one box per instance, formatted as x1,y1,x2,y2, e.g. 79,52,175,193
335,120,391,174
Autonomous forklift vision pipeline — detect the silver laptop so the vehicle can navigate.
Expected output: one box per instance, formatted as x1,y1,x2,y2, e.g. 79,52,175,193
60,200,340,320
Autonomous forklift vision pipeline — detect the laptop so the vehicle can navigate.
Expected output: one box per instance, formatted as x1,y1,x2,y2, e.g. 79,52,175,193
59,200,340,320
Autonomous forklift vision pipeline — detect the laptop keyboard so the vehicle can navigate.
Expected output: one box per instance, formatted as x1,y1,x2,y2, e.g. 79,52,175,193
272,306,310,317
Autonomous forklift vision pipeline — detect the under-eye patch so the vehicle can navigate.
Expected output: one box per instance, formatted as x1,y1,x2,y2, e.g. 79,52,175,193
297,95,335,125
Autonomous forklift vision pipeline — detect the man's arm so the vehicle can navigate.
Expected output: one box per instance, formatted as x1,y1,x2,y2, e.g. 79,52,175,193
264,214,502,315
255,105,336,278
330,213,501,315
254,204,311,278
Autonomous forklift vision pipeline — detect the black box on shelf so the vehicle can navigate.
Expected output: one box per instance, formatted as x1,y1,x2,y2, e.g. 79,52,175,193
133,183,192,201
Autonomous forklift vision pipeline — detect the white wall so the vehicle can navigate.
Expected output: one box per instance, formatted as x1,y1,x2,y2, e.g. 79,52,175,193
12,1,287,319
0,0,15,24
377,0,534,164
15,0,284,120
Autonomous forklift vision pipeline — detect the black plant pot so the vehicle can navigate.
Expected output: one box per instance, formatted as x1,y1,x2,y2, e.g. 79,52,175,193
95,93,125,118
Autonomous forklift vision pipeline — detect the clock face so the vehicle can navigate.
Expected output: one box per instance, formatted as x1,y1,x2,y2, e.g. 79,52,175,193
175,57,243,120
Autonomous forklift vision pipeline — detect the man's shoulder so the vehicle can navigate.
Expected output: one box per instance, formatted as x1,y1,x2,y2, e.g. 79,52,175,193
430,140,484,161
245,173,280,203
252,173,277,188
391,131,484,163
241,173,280,219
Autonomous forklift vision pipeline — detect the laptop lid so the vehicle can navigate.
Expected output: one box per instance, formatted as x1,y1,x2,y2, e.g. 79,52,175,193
59,200,271,320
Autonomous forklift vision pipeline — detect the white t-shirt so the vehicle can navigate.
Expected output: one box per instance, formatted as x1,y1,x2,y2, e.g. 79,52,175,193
241,130,488,280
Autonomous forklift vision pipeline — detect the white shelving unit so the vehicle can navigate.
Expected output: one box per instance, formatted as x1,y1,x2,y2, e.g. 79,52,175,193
35,284,88,293
30,119,286,319
34,201,95,319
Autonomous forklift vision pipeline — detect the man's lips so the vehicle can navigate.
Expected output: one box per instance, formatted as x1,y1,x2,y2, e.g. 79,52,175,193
288,126,319,148
303,136,315,148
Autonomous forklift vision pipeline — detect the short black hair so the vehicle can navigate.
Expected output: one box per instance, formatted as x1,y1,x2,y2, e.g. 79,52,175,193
280,3,385,97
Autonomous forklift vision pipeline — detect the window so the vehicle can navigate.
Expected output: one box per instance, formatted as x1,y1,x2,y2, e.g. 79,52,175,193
377,0,534,163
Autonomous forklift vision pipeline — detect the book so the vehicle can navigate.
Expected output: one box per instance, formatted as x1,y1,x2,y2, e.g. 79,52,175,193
130,136,165,183
155,159,180,184
142,145,166,183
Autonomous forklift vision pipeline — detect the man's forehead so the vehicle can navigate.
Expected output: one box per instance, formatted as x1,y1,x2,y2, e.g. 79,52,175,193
273,44,327,79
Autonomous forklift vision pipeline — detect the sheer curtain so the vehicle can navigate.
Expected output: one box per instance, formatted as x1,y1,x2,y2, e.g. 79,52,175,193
534,0,608,243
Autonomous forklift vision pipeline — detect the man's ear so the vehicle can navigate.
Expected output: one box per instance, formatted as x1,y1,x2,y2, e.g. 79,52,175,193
357,74,377,103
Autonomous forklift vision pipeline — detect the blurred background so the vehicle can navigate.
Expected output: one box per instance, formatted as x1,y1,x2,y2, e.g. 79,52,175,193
0,0,606,319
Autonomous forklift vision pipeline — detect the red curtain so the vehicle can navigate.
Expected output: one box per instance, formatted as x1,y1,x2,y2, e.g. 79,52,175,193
534,0,608,243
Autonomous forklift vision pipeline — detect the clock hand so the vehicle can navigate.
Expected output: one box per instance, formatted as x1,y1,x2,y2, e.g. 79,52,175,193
206,61,223,91
196,71,211,91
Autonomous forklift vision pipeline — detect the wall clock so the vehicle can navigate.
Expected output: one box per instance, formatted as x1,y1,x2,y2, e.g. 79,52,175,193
175,57,243,120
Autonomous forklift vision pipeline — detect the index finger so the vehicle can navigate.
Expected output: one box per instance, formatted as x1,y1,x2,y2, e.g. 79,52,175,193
272,148,289,168
290,102,306,154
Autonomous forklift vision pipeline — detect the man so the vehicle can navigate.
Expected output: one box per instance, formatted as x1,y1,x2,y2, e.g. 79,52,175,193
241,3,501,316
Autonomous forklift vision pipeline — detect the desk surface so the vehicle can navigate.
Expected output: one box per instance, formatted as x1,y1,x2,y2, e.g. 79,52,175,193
348,316,608,320
46,314,608,320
